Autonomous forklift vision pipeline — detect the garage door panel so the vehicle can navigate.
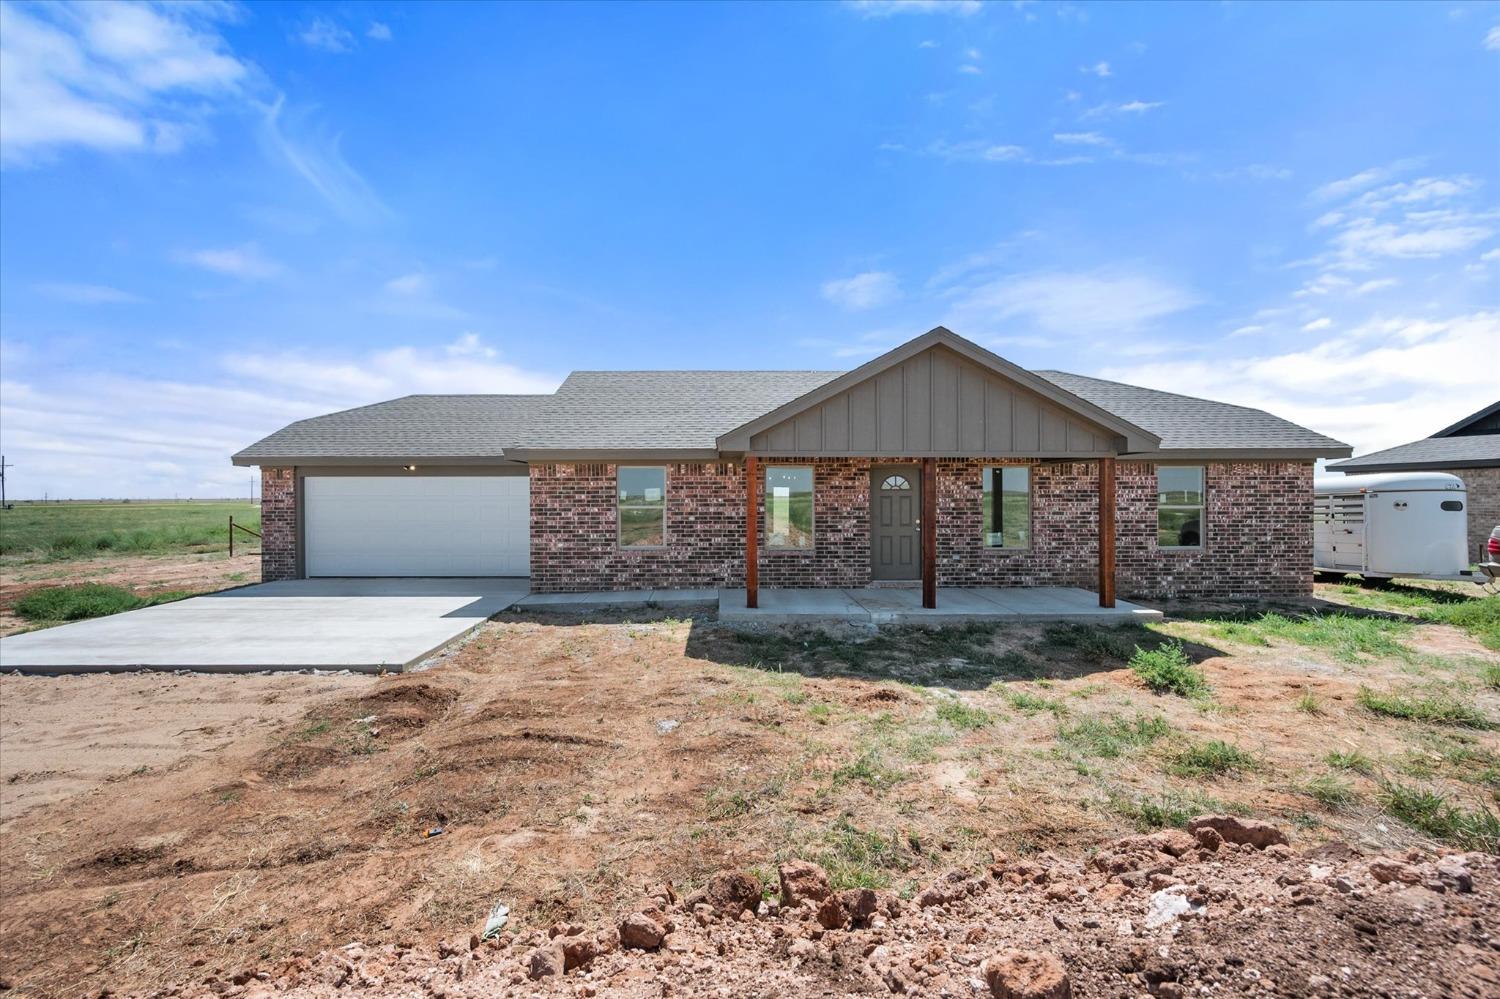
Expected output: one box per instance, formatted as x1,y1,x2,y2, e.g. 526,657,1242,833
304,476,530,577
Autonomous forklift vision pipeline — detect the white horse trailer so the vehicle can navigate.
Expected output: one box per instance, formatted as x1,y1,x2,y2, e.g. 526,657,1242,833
1313,472,1480,583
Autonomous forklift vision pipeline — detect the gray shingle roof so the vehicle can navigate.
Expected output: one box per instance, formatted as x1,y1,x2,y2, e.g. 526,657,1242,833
1327,434,1500,471
1034,371,1350,454
232,395,548,463
513,370,844,452
234,367,1349,463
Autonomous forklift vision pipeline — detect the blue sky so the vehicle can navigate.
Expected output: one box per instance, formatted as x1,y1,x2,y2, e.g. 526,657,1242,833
1,0,1497,499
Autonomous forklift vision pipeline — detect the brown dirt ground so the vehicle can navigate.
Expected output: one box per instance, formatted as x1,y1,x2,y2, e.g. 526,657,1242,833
0,552,262,637
0,590,1497,997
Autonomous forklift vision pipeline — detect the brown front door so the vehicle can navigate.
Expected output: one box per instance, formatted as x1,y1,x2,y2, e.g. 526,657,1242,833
871,465,921,580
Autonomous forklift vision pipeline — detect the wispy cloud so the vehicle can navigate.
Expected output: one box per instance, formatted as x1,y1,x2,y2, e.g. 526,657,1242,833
296,17,354,53
821,271,901,310
0,334,560,499
1081,61,1111,77
177,243,282,280
1302,317,1333,331
258,96,390,224
844,0,982,17
385,271,431,296
0,1,249,165
1053,131,1110,146
367,22,393,42
1485,25,1500,50
942,268,1201,336
33,282,146,304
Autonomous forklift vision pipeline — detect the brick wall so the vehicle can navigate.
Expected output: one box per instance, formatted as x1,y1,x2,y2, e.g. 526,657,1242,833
529,462,747,592
1434,466,1500,564
529,458,1315,599
260,467,298,582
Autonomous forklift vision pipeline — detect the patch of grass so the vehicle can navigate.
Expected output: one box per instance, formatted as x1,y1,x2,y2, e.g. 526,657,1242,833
1301,773,1356,809
1329,580,1500,651
1040,622,1153,660
1111,788,1227,830
999,689,1067,716
1295,688,1325,715
934,699,993,730
1056,714,1171,758
831,749,908,792
1326,750,1375,774
1379,781,1500,852
1203,620,1271,647
0,500,260,562
1356,686,1493,729
1252,611,1414,663
1129,640,1209,698
14,583,192,623
1169,739,1257,779
1480,662,1500,690
816,817,910,889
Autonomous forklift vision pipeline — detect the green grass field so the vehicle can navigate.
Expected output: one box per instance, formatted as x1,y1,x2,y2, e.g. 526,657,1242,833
0,501,260,563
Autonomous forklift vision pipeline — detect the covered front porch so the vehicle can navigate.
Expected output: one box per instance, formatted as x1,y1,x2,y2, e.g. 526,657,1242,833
720,585,1159,626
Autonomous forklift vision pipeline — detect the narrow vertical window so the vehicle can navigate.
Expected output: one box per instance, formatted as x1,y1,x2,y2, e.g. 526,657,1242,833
765,466,814,549
618,466,666,547
982,466,1031,548
1157,466,1204,548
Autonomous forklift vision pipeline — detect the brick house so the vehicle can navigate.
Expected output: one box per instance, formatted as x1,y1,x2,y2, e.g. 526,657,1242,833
234,328,1351,605
1328,401,1500,564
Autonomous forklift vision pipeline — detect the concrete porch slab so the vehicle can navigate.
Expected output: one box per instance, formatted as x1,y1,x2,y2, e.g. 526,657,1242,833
513,589,718,612
0,578,529,674
717,586,1161,626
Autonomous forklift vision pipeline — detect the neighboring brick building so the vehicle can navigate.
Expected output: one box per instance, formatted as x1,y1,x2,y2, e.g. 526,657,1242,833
234,327,1349,605
1328,402,1500,564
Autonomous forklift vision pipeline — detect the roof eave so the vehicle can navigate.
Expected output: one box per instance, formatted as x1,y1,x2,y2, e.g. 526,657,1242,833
231,453,521,468
504,447,721,461
1431,401,1500,438
1123,446,1353,461
1327,456,1500,472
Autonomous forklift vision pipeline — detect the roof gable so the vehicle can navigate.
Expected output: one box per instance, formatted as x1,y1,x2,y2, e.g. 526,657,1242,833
716,327,1159,455
1432,400,1500,438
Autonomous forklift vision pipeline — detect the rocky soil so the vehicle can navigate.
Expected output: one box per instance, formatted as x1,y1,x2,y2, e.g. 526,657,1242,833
144,817,1499,998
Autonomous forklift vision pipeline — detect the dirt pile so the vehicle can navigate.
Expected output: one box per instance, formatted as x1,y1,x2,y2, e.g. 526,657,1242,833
149,818,1499,998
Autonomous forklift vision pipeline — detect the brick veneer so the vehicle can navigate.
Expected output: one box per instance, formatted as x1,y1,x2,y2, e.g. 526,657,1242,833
1430,466,1500,565
260,467,298,582
529,458,1315,599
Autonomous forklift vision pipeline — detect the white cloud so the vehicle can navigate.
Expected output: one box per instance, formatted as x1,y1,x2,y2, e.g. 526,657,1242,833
821,271,901,310
845,0,982,17
1053,131,1110,146
1485,25,1500,50
943,269,1200,336
1099,311,1499,455
385,271,430,296
1353,278,1398,295
1310,159,1423,202
1116,99,1161,113
258,96,389,223
958,63,983,75
177,243,282,280
297,17,354,53
1302,317,1333,331
367,22,393,41
1306,168,1496,272
33,282,145,304
0,1,248,164
1081,61,1111,77
0,334,561,499
927,139,1031,162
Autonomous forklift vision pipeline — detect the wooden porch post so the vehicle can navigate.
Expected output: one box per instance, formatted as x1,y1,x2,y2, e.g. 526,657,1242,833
922,457,937,609
1098,456,1116,608
746,455,759,609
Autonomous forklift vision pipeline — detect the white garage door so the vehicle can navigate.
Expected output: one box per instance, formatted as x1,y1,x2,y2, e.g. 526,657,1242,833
304,475,530,577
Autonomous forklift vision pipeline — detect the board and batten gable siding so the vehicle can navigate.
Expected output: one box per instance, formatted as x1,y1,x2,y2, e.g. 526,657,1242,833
746,345,1120,457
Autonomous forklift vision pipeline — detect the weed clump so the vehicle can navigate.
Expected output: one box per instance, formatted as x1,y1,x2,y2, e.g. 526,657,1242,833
1129,640,1208,698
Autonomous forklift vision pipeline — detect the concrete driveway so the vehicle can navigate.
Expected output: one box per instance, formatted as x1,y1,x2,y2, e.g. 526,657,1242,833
0,578,529,674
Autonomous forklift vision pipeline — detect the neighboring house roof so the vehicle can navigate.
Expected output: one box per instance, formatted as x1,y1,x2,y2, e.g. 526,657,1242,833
233,330,1352,465
1431,400,1500,438
1035,371,1351,455
1325,433,1500,472
231,395,549,466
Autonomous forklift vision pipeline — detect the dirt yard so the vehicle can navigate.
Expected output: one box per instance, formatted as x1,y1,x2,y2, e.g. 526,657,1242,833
0,552,261,636
0,585,1497,997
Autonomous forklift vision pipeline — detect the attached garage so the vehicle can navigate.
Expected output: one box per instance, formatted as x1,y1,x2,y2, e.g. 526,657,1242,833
303,474,530,577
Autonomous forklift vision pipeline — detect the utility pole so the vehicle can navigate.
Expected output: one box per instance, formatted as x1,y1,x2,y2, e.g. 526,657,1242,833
0,455,12,510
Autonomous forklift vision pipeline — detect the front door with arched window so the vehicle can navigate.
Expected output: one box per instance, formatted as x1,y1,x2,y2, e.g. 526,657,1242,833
871,465,922,580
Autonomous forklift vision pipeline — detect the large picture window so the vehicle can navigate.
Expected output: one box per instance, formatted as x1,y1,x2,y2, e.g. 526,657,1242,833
1157,466,1204,548
982,466,1030,548
618,466,666,547
765,465,814,549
